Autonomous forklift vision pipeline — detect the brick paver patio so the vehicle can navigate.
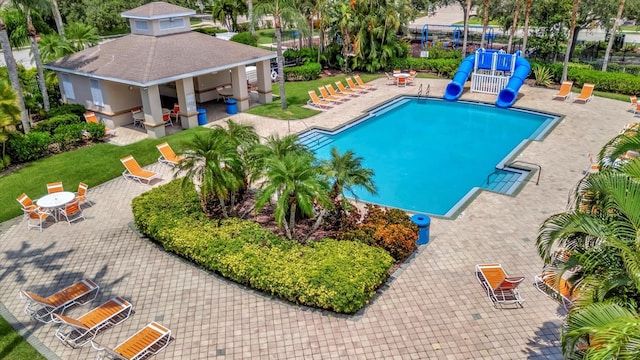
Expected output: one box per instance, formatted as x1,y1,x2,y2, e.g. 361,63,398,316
0,78,630,359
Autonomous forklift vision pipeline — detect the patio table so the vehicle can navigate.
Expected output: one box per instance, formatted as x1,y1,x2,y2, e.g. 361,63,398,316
36,191,75,221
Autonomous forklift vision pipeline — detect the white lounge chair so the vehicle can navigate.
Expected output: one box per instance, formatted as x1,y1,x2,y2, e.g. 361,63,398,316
20,279,99,323
53,297,132,348
475,263,525,307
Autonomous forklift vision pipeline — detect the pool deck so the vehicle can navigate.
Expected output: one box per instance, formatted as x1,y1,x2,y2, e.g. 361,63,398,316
0,78,632,359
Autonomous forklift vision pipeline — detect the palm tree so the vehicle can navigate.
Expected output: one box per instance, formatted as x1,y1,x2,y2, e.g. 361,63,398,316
507,0,521,53
15,0,50,111
562,302,640,359
561,0,580,82
602,0,626,71
462,0,471,55
50,0,64,38
253,0,307,109
211,0,247,32
65,22,100,51
320,147,377,205
176,130,244,218
0,79,21,168
479,0,490,49
521,0,532,56
0,5,29,132
37,33,73,62
255,151,331,241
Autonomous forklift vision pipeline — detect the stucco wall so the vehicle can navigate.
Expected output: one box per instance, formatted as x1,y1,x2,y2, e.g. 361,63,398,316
194,71,232,102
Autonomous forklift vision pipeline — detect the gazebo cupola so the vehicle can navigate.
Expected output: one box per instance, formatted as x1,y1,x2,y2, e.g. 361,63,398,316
121,1,196,36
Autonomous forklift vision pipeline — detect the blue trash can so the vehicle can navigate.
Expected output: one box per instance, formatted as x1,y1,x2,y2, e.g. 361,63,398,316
411,214,431,245
226,99,238,115
197,108,207,125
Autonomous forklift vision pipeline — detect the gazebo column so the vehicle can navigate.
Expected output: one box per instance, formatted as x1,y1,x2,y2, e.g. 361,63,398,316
256,60,273,104
230,66,249,111
140,85,166,138
176,77,198,129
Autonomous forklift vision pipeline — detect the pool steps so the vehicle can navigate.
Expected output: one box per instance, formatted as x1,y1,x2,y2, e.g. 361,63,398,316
298,131,333,151
482,168,528,195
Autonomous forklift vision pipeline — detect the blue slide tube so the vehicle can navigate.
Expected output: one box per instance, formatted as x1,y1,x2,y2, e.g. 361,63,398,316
495,57,531,108
443,54,475,101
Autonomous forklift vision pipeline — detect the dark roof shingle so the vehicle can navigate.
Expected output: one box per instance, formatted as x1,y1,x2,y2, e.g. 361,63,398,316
46,32,276,86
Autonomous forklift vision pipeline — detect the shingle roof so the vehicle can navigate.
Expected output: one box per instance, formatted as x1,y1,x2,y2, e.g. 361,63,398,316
121,2,196,19
45,32,276,86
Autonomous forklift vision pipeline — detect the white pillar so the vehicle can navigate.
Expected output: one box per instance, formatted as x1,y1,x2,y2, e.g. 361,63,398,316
140,85,166,138
230,66,249,111
176,78,199,129
256,60,273,104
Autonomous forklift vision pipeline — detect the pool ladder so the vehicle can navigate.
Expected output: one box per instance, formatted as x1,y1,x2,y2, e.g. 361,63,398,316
417,84,430,103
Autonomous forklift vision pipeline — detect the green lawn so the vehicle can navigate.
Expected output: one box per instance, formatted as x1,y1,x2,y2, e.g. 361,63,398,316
246,74,381,120
453,17,501,26
0,316,45,360
0,127,208,223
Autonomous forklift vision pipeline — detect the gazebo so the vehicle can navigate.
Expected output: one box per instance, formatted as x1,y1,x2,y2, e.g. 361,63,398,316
45,1,276,138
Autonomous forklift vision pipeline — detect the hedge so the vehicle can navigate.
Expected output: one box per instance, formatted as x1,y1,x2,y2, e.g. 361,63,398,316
132,180,394,314
534,61,640,95
283,62,322,81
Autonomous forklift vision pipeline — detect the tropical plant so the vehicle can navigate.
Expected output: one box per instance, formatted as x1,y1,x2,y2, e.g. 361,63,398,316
15,0,52,111
255,151,331,241
0,80,21,169
253,0,308,109
175,129,244,218
533,65,553,87
319,147,377,206
0,1,29,132
65,22,100,51
38,33,74,62
211,0,247,32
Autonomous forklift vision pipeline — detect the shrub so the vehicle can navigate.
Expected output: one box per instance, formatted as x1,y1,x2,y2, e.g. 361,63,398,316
46,104,86,119
132,180,394,314
33,113,82,134
230,32,257,47
283,62,322,81
533,65,552,87
194,27,226,36
334,204,418,262
84,122,106,141
390,57,462,78
6,131,52,163
53,123,85,151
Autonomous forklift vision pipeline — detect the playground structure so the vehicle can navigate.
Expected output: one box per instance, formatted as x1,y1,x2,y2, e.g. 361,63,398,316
443,49,531,108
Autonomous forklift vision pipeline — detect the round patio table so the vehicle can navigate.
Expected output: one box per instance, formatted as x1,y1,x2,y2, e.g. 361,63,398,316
36,191,75,221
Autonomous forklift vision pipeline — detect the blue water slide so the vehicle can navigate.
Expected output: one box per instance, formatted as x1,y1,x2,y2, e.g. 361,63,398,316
495,57,531,108
443,54,475,101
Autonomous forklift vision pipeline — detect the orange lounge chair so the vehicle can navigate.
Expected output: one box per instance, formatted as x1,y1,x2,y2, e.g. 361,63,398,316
156,142,185,166
120,155,160,184
20,279,99,323
573,83,595,103
318,86,345,104
534,271,578,311
630,95,637,109
475,263,525,307
53,297,132,348
326,83,355,99
552,81,573,101
307,90,333,110
354,75,377,89
335,81,360,96
345,77,370,93
91,322,172,360
84,112,116,136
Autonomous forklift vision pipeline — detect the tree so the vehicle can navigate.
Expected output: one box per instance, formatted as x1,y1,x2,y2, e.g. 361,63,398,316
211,0,247,32
462,0,471,55
507,0,521,53
562,302,640,358
253,0,307,110
479,0,490,49
50,0,65,37
602,0,626,71
15,0,51,111
37,33,73,62
255,151,331,241
319,147,377,205
0,79,21,168
561,0,580,82
521,0,532,55
0,3,29,132
65,22,100,51
176,130,244,218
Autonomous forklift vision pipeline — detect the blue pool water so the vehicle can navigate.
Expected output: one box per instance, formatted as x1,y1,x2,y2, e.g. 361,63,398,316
311,98,558,217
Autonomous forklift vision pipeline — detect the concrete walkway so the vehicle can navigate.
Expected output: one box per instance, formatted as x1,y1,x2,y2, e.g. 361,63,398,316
0,78,633,359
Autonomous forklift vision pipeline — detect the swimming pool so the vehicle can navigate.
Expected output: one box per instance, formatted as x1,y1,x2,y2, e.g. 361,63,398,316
307,97,559,217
